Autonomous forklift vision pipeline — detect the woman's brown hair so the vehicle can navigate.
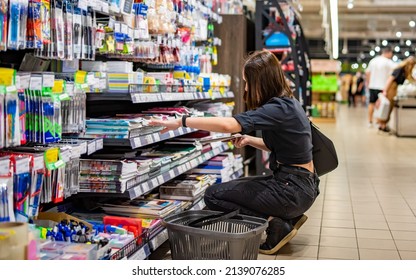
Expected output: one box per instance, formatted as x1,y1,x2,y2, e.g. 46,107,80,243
243,50,293,110
397,56,416,82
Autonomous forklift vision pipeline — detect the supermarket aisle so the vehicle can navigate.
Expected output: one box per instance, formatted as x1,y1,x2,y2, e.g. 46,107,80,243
262,104,416,260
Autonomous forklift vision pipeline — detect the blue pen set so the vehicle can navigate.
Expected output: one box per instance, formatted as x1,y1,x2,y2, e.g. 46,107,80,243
5,88,21,148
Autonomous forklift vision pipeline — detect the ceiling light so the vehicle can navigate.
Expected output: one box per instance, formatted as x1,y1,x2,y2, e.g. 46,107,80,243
375,46,380,52
410,21,416,28
396,31,402,38
330,0,339,59
405,51,410,57
370,50,375,56
382,40,388,46
406,40,412,46
393,55,398,62
362,63,367,68
395,46,400,52
347,3,353,9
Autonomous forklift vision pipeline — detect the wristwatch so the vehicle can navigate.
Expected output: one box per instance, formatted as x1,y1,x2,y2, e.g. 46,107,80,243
182,115,188,127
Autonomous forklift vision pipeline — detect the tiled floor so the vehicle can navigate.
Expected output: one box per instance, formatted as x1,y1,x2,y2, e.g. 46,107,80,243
258,104,416,260
153,104,416,260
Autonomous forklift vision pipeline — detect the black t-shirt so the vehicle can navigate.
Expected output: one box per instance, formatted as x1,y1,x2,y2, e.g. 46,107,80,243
392,67,406,85
233,97,313,171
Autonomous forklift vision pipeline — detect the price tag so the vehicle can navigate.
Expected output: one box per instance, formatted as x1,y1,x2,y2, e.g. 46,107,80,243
0,158,10,175
42,74,55,88
71,146,81,159
60,149,72,163
121,24,128,35
168,131,175,138
191,159,197,166
15,158,31,174
96,139,104,150
157,35,162,45
114,22,121,33
151,178,159,187
141,182,150,193
79,142,87,154
157,175,164,183
87,141,96,155
18,74,31,90
153,134,160,142
178,166,184,173
33,156,44,171
169,170,175,178
134,29,140,39
133,137,142,148
102,2,109,13
185,162,191,170
130,248,147,260
29,76,42,90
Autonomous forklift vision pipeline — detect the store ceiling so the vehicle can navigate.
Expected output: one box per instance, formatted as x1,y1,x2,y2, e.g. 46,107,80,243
298,0,416,61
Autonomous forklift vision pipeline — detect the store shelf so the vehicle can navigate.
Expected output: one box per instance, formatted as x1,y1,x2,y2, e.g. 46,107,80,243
188,198,206,211
230,169,244,181
125,143,229,199
311,117,336,123
127,243,151,260
149,229,169,251
102,127,197,148
87,91,234,103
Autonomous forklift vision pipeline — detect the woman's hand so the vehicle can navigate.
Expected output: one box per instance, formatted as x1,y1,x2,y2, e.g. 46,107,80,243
149,118,181,134
232,135,252,148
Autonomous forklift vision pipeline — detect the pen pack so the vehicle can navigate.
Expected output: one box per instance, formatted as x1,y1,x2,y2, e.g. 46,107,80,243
27,0,43,49
0,88,4,148
0,0,8,51
5,87,21,147
10,155,31,222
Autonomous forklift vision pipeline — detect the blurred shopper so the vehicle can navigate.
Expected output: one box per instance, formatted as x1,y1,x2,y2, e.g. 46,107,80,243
355,71,366,106
348,74,357,107
365,47,395,127
378,56,416,132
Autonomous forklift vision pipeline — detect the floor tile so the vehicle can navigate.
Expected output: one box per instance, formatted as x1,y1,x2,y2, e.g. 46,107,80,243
388,222,416,231
354,220,389,230
322,219,355,228
353,214,386,222
359,249,401,260
291,234,320,246
356,229,393,240
321,227,356,238
395,240,416,251
357,238,397,250
319,236,357,248
399,251,416,260
391,231,416,241
323,212,354,220
257,254,276,260
298,225,321,236
277,244,319,258
384,215,416,223
318,247,359,260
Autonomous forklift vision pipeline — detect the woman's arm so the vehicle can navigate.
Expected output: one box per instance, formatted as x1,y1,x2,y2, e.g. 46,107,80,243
233,135,270,152
383,75,395,95
149,116,242,134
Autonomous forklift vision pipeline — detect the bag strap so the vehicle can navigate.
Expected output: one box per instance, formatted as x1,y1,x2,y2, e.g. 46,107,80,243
187,209,241,228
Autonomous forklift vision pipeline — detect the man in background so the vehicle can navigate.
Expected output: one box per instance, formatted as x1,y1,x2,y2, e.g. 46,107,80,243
365,46,395,127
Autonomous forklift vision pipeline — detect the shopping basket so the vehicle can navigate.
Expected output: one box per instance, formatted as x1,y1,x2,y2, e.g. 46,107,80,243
162,210,268,260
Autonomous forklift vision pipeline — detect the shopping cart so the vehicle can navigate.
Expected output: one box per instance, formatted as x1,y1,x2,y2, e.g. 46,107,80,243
162,210,268,260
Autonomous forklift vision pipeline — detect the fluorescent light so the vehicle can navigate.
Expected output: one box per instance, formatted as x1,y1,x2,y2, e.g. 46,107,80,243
382,40,388,46
405,51,410,57
393,55,398,62
406,40,412,46
375,46,380,52
347,3,353,9
370,50,375,56
330,0,339,59
410,20,416,28
396,31,402,38
394,46,400,52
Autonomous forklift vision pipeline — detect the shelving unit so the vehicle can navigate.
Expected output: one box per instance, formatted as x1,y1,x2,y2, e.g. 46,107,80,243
254,0,312,175
310,59,340,123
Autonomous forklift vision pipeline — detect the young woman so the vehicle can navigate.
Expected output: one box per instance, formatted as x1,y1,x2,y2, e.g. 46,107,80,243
378,56,416,132
150,50,320,255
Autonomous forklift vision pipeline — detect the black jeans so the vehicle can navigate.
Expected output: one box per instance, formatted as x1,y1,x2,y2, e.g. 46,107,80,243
204,165,320,221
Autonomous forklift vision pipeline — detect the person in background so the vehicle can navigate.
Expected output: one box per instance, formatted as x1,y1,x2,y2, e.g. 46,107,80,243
149,51,320,255
348,74,357,107
378,56,416,132
365,46,395,127
354,71,366,106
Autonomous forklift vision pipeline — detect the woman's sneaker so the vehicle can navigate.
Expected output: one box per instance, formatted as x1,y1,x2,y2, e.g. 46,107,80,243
291,214,308,230
259,217,297,255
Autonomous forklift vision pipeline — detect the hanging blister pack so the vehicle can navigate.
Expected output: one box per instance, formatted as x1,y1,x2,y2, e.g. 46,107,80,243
0,156,14,222
40,0,51,57
5,86,21,147
53,0,65,59
12,155,31,222
8,0,21,50
27,0,42,49
19,0,29,49
63,0,73,60
73,7,82,59
0,0,8,51
0,87,5,149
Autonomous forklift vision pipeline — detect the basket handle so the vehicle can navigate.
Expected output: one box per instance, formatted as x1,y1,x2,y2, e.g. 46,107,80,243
187,209,241,228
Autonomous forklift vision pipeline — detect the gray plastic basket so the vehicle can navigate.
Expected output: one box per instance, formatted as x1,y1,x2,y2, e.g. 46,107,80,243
162,210,268,260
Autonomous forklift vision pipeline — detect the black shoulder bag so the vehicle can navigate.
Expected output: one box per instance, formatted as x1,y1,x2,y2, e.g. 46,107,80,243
310,122,338,177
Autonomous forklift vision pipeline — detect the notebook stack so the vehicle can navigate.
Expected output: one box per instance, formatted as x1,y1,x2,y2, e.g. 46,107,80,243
159,174,217,201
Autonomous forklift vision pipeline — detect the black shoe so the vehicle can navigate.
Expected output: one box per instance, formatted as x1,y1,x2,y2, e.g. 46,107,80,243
378,126,391,133
291,214,308,230
259,217,297,255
